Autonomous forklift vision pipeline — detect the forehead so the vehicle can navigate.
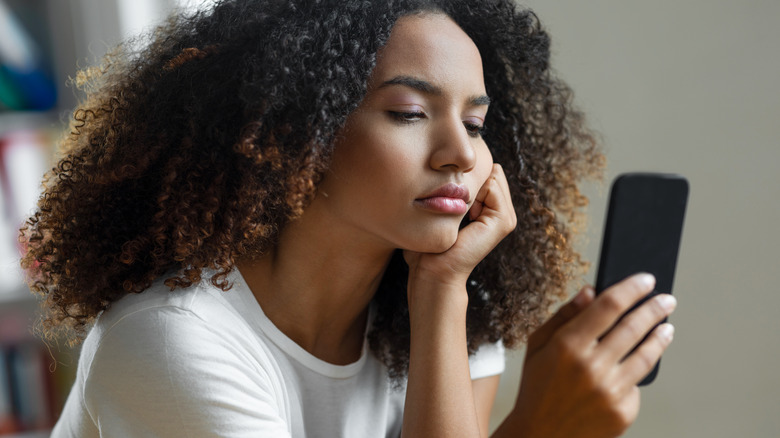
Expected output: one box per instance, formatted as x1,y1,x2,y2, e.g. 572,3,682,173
369,13,485,92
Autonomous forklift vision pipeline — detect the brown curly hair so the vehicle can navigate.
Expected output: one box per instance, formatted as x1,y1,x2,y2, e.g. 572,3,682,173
21,0,603,380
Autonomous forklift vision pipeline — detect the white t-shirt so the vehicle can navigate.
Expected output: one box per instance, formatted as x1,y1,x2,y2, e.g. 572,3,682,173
52,269,505,438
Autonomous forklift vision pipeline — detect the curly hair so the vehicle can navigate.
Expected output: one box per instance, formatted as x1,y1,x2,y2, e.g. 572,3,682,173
21,0,603,380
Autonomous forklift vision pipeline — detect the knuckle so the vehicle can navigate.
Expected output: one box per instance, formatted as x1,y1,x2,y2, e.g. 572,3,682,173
594,382,618,405
551,334,602,381
574,355,596,378
596,395,634,433
626,279,645,298
500,212,517,233
550,332,581,360
595,388,639,435
550,332,572,353
632,343,660,371
636,349,657,371
615,400,638,430
610,407,634,432
599,293,626,314
505,220,517,235
621,317,647,341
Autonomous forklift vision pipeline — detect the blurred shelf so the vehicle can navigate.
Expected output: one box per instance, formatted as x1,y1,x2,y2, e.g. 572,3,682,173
0,431,51,438
0,111,62,136
0,283,34,305
0,258,32,305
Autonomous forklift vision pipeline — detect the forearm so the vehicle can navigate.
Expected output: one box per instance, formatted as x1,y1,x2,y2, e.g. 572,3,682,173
401,281,481,438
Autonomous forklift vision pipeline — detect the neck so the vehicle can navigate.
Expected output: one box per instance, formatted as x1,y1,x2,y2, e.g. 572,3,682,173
236,196,396,365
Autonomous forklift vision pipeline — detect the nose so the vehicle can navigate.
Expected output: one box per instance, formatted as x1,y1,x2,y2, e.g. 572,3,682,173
429,116,477,172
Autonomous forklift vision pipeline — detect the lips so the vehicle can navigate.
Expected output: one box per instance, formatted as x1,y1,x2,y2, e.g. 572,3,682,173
414,183,470,215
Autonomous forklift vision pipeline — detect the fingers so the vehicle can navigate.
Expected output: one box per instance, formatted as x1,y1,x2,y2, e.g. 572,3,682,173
562,273,657,343
597,292,676,363
468,165,496,221
527,286,594,357
569,274,676,387
453,164,516,264
468,164,516,232
619,323,675,385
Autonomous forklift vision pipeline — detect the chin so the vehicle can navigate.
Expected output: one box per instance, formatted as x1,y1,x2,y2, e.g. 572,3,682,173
407,229,459,254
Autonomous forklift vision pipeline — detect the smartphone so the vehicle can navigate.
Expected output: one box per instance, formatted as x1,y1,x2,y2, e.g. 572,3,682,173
594,172,689,386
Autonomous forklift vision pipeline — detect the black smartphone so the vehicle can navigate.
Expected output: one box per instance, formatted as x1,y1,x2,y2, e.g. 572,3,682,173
594,172,689,386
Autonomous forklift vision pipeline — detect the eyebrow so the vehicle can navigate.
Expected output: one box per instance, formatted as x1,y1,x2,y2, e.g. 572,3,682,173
378,75,491,107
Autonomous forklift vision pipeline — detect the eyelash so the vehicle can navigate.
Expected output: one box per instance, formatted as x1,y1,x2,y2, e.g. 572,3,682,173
463,121,486,138
388,111,486,138
389,111,425,124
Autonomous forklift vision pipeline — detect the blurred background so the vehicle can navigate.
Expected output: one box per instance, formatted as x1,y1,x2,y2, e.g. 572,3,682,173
0,0,777,437
493,1,780,437
0,1,197,435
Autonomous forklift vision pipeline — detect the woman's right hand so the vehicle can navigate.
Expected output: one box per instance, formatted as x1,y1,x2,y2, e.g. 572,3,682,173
495,273,677,438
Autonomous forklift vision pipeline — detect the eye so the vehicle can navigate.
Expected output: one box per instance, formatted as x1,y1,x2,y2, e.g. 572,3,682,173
463,121,486,138
388,111,426,124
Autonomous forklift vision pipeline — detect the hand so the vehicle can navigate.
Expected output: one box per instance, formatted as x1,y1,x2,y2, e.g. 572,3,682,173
503,274,677,438
403,163,517,293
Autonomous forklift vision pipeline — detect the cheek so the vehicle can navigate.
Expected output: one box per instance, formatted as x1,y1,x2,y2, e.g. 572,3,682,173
474,145,494,185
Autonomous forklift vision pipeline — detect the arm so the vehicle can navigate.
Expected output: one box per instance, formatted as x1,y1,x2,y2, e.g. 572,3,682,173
401,164,516,438
402,279,480,437
473,375,501,437
402,291,503,438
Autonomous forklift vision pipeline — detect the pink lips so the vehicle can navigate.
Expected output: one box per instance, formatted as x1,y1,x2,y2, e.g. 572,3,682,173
415,183,470,215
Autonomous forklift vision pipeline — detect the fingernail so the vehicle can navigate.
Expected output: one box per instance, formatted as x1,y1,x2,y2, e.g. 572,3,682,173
574,287,594,306
584,286,595,300
658,323,675,342
637,273,656,289
658,294,677,312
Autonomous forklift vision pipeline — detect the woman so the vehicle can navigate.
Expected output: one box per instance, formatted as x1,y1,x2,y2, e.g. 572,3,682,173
23,0,676,437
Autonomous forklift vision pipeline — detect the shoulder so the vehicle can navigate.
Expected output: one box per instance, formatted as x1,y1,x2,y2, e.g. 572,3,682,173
76,278,292,436
78,278,243,371
80,276,279,384
89,276,235,334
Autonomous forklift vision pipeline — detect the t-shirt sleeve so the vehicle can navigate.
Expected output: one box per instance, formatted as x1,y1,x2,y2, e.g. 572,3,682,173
82,306,292,438
468,340,505,380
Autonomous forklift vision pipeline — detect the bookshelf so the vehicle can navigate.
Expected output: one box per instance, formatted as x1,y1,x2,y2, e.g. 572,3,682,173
0,0,180,435
0,9,65,430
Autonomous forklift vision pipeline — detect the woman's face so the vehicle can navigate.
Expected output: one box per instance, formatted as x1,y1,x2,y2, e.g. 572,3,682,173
314,13,493,253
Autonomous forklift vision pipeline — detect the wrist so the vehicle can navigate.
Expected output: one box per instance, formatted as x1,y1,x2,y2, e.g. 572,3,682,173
407,277,469,320
493,404,543,438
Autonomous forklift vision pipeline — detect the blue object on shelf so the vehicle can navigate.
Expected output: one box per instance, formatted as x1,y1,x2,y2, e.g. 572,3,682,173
0,65,56,111
0,348,14,431
0,0,57,111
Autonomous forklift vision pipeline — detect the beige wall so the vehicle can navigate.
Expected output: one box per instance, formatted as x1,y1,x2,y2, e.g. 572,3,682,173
491,1,780,436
